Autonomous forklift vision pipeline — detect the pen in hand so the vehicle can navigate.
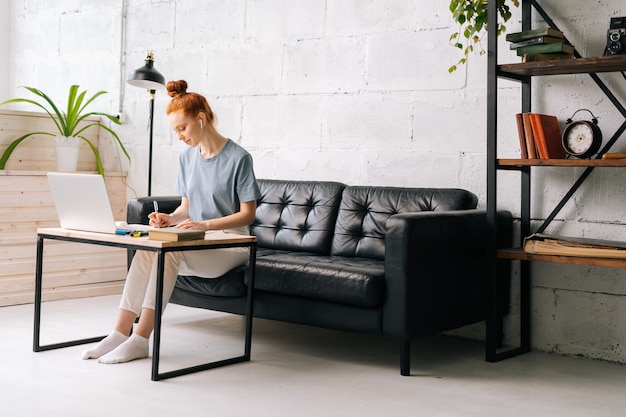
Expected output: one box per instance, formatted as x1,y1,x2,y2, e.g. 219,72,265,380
153,200,160,228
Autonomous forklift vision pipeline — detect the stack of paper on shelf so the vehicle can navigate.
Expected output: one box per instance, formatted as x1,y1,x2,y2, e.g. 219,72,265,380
515,113,566,159
506,27,574,62
524,233,626,259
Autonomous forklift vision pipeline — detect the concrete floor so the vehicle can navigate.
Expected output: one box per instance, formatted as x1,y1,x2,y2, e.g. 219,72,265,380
1,295,625,417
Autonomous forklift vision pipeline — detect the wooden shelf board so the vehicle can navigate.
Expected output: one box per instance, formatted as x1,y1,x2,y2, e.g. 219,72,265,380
498,248,626,268
498,55,626,77
498,158,626,167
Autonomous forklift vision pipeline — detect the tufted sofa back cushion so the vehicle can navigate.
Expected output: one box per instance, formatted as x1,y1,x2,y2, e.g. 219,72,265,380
251,179,346,254
331,186,478,260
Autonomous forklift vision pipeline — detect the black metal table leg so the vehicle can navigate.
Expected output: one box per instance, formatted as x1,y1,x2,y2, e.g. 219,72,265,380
151,250,166,380
33,235,105,352
33,235,44,352
243,245,256,359
151,243,257,381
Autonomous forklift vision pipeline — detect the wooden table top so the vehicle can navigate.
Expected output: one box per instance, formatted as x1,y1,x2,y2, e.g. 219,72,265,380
37,227,256,249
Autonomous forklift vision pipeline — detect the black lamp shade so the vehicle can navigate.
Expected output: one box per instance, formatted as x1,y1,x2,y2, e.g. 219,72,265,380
127,52,165,91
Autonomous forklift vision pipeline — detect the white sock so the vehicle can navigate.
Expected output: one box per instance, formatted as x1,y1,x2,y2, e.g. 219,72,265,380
97,333,149,364
81,330,128,360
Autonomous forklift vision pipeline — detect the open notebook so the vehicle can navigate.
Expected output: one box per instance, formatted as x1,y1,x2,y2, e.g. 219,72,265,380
47,172,151,234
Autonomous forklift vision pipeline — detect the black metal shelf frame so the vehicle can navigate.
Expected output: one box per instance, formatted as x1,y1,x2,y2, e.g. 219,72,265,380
486,0,626,362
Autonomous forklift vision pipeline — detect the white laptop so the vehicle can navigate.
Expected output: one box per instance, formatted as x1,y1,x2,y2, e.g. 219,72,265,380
47,172,150,234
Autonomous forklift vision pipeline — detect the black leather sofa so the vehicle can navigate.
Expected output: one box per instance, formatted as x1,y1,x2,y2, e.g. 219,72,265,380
127,179,512,375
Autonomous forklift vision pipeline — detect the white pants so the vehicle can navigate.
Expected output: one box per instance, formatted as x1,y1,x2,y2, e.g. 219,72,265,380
119,231,249,315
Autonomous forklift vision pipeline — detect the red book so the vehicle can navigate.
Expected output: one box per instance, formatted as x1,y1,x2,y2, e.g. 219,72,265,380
529,113,566,159
522,113,537,159
515,113,528,159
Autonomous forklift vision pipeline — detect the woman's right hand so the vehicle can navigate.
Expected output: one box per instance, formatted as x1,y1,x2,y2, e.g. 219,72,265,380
148,212,171,228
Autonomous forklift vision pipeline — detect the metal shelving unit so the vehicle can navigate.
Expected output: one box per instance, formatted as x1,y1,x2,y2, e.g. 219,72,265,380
485,0,626,362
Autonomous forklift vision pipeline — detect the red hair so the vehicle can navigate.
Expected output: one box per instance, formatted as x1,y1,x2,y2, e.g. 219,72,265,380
165,80,215,125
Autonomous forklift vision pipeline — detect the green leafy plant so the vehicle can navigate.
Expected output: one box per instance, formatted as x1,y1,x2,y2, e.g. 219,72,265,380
0,85,130,175
448,0,519,73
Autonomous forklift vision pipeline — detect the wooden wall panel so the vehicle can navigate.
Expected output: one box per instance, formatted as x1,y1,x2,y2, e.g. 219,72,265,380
0,110,128,306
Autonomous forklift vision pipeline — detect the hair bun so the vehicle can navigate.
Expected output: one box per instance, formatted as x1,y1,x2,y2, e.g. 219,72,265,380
166,80,188,98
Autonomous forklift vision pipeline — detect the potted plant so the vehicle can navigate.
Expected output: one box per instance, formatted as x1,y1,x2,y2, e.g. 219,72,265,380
0,85,130,175
448,0,519,72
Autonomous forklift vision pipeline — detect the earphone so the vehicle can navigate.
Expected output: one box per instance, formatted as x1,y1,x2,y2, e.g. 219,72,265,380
199,119,203,129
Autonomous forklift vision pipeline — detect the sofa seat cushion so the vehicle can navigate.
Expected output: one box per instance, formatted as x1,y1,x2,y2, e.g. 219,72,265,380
174,265,247,298
254,249,385,307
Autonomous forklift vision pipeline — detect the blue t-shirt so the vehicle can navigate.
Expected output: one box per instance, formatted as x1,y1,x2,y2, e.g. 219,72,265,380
175,139,261,222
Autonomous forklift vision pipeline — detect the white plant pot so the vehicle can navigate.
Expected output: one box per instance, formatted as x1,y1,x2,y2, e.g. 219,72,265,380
54,136,80,172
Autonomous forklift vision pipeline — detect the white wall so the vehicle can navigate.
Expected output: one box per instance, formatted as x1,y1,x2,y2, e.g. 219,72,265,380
0,0,10,100
4,0,626,364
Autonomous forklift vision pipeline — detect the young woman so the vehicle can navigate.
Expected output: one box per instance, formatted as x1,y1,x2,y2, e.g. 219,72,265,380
82,80,261,364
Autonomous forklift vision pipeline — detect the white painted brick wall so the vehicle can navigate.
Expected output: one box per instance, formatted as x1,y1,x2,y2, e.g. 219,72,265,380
243,95,323,148
283,37,366,94
0,1,9,100
246,0,324,41
4,0,626,364
367,30,466,91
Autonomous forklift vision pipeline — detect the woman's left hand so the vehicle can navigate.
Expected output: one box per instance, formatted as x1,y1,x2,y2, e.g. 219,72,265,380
175,219,209,231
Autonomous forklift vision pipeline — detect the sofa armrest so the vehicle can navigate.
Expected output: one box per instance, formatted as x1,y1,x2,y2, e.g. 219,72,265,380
126,196,182,225
382,209,513,339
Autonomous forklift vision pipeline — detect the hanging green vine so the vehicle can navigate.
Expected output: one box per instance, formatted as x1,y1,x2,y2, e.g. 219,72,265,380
448,0,519,73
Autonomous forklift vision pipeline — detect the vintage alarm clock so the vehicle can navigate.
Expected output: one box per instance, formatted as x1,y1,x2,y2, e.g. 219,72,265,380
561,109,602,158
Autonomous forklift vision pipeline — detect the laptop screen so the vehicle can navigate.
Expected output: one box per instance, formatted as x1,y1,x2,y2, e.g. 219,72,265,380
47,172,119,234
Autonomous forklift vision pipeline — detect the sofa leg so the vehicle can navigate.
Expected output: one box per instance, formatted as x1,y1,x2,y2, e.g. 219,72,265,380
400,339,410,376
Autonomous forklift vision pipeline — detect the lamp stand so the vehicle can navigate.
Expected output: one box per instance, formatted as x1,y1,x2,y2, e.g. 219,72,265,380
127,51,166,197
148,89,156,196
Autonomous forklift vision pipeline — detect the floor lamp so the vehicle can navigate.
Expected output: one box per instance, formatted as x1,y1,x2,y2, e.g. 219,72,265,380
127,51,165,196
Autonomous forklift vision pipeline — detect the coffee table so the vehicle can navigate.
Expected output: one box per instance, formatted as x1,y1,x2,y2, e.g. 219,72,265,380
33,227,256,381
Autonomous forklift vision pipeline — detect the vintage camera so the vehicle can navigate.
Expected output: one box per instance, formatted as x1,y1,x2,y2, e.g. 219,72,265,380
605,17,626,55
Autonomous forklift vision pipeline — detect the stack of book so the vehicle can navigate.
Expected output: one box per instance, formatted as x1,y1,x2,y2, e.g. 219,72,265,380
515,112,566,159
506,27,574,62
524,233,626,259
148,228,206,241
